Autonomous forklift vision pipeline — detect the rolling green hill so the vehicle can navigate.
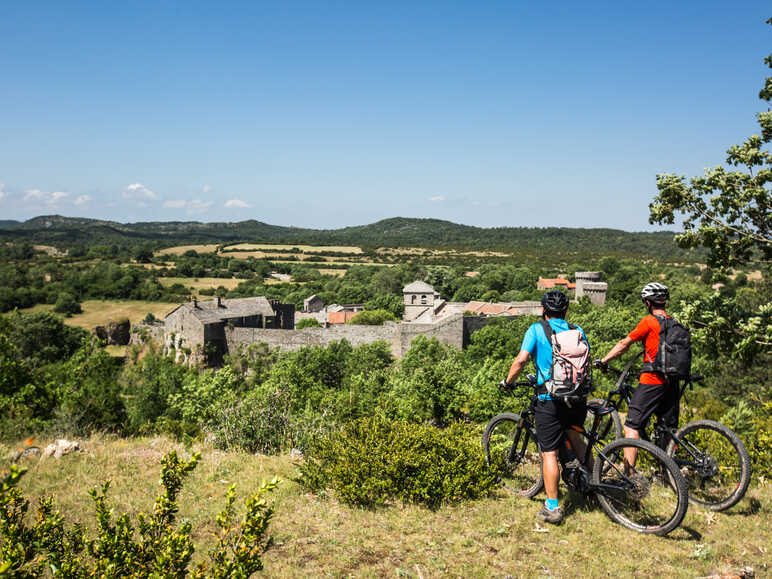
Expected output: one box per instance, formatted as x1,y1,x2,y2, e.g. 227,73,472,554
0,215,700,260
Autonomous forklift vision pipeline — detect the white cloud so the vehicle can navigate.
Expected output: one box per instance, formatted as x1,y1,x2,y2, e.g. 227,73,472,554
123,183,158,201
202,184,212,194
0,184,5,201
224,199,251,208
164,199,213,215
50,191,69,204
74,195,91,206
23,189,68,206
429,195,446,202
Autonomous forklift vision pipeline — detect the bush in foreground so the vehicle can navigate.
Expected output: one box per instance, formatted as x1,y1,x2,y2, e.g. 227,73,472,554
297,416,498,508
0,451,279,577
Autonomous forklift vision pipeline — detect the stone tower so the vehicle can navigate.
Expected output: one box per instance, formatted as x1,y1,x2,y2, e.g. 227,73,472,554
574,271,607,305
403,281,439,321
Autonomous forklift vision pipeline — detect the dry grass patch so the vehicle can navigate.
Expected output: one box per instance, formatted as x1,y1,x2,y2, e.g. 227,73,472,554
158,277,242,295
156,244,220,256
23,300,179,329
224,243,363,254
2,436,768,578
318,268,346,277
33,244,66,257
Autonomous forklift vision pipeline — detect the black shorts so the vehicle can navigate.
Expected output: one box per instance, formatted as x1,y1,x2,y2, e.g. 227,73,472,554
624,381,680,432
534,398,588,452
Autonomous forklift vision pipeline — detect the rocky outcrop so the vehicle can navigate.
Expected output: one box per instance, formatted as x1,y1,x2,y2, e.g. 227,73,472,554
94,319,131,345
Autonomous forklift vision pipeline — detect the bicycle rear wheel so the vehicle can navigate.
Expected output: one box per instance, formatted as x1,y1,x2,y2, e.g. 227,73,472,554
593,438,688,535
666,419,751,511
482,412,543,498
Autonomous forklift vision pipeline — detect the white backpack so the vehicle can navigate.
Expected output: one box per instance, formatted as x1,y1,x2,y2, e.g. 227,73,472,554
539,320,592,400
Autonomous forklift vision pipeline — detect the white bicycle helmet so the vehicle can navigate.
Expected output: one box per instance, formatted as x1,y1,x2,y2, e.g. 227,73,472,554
641,282,669,304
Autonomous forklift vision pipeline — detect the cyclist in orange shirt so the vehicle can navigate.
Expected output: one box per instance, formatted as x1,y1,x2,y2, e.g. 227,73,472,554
594,283,678,464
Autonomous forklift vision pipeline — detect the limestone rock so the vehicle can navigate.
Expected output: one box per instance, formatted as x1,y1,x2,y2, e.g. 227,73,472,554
41,439,80,460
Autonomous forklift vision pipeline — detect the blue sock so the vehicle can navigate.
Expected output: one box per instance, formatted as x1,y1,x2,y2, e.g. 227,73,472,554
545,498,559,511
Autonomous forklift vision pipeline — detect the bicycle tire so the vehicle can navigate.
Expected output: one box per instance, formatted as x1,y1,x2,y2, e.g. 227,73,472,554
593,438,688,535
585,398,623,446
666,419,751,511
482,412,543,498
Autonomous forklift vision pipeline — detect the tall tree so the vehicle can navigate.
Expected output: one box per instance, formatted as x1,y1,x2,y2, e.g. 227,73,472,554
649,18,772,269
649,18,771,362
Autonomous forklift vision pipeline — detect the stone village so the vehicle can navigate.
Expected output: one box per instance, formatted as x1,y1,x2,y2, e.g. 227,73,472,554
154,272,607,364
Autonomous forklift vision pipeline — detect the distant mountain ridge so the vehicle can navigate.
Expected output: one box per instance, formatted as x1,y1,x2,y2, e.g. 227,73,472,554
0,215,696,259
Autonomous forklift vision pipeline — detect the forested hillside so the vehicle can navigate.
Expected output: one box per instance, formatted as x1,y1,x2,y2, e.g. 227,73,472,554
0,215,700,259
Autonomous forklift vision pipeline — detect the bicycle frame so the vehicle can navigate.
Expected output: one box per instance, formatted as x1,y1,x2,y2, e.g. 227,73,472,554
505,381,641,495
602,357,706,460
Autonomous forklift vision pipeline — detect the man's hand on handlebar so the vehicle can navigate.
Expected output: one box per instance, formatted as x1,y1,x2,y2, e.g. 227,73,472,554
593,359,609,372
499,379,513,392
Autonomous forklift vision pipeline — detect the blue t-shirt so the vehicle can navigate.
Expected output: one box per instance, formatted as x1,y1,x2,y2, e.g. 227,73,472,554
520,318,589,399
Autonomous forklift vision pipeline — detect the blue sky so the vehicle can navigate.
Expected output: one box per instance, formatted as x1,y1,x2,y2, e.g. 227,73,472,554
0,1,769,230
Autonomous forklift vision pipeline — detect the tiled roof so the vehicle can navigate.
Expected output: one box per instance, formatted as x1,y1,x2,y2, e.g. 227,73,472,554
328,311,359,324
538,277,576,289
170,297,276,324
403,280,435,293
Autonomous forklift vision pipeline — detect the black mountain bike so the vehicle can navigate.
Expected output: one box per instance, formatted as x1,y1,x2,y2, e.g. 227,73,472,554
593,354,752,512
482,376,689,535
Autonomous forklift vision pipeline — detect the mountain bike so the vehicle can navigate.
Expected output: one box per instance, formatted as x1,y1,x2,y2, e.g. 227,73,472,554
482,376,689,535
593,354,752,512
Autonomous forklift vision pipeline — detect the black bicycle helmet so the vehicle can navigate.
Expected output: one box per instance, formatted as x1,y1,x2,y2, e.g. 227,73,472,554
541,290,570,316
641,282,669,304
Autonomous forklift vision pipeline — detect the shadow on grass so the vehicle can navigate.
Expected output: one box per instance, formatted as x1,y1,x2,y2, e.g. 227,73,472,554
715,497,762,516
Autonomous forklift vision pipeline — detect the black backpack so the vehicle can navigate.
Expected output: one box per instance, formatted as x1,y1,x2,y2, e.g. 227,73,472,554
641,315,692,379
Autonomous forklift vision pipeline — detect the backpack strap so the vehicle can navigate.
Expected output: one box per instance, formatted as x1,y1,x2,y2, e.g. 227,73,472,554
642,315,669,373
539,319,555,342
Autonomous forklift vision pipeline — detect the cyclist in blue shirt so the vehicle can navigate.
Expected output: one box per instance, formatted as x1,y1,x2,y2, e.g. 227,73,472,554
500,290,589,524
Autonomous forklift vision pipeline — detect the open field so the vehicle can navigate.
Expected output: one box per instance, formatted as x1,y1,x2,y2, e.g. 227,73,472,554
23,300,179,329
157,277,242,295
3,436,768,578
318,268,346,277
33,244,66,257
224,243,363,254
376,247,511,258
156,244,220,256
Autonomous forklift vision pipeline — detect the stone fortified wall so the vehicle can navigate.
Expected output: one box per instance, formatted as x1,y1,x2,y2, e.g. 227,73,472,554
226,323,399,356
225,314,494,358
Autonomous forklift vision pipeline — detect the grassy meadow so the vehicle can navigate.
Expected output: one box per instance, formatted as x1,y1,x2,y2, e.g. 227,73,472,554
157,276,243,294
24,299,179,329
4,436,768,578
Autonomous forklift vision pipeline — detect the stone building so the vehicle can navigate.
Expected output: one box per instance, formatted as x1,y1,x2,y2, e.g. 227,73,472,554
403,280,444,321
303,294,324,313
537,276,576,294
574,271,608,305
165,296,294,362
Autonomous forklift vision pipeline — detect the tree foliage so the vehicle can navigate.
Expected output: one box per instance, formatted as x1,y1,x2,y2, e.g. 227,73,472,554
649,19,772,268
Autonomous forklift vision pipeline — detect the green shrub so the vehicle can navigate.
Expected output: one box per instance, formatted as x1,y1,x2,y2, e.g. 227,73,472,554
121,352,192,433
0,333,58,438
166,366,243,437
54,339,126,434
0,310,88,367
53,292,82,316
296,317,322,329
0,452,279,576
385,337,473,426
346,309,397,325
297,416,498,508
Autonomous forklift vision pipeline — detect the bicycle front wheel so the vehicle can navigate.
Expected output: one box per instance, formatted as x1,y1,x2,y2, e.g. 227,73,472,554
593,438,688,535
666,419,751,511
482,412,543,498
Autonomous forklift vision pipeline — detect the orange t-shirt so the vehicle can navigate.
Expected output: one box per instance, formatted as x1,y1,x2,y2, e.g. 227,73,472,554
628,315,669,385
